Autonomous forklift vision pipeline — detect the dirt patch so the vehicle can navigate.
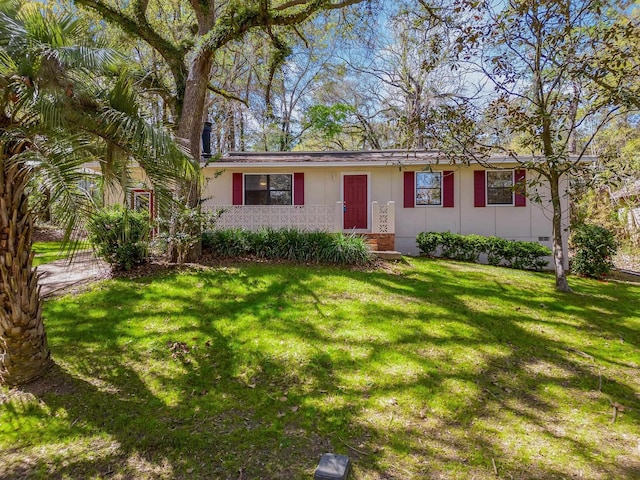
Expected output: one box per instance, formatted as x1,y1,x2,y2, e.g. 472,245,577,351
20,363,78,396
1,363,77,403
111,258,203,279
33,226,65,242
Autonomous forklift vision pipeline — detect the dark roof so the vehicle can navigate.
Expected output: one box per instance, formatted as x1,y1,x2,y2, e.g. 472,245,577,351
202,149,598,168
218,150,441,164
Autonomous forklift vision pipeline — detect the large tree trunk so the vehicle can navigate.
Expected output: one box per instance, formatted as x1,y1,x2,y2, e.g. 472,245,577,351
0,160,51,385
549,171,572,293
168,50,212,263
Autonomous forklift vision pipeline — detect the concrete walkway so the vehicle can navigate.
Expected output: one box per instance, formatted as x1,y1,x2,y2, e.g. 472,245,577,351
37,251,110,297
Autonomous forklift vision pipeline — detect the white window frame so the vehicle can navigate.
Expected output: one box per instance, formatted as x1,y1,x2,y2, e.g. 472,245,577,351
129,189,154,215
486,170,515,206
243,173,294,206
415,171,443,207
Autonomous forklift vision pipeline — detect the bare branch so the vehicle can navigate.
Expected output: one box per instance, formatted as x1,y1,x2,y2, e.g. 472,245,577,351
207,84,249,107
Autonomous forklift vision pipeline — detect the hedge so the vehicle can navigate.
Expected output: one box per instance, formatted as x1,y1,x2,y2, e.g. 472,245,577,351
416,231,551,271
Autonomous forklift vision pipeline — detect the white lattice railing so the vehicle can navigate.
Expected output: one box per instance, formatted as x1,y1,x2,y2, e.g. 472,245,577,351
208,201,396,234
211,205,341,232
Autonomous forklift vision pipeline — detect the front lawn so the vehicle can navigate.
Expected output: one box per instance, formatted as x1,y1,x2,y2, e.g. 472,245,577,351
32,241,87,266
32,241,69,266
1,259,639,478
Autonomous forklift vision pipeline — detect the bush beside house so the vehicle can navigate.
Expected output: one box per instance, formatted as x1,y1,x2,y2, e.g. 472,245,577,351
87,207,150,271
202,228,374,265
416,232,551,271
570,224,617,278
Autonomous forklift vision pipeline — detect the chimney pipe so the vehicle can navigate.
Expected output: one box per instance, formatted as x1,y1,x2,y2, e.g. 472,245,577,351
202,121,212,158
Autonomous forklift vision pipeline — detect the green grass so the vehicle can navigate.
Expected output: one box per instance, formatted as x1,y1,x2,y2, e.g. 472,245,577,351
32,241,89,266
32,241,69,266
2,259,639,479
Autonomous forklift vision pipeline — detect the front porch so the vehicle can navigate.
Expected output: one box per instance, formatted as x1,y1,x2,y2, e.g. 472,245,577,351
209,201,396,251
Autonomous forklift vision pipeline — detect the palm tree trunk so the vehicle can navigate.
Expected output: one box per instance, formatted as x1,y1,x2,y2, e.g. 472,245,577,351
0,159,51,385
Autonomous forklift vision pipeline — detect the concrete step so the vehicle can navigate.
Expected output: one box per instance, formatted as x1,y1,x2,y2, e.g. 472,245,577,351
374,250,402,261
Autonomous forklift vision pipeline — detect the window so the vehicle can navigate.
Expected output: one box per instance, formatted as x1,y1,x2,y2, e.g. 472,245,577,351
416,172,442,206
487,170,514,205
130,190,153,214
244,174,292,205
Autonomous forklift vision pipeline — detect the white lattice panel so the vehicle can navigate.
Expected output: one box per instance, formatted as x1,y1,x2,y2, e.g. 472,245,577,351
378,205,390,233
212,205,337,232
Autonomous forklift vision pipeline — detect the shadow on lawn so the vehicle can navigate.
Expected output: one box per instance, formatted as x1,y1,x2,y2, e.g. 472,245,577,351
2,259,639,479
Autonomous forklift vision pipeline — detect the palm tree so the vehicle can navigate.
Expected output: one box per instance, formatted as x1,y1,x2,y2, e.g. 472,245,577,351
0,1,196,385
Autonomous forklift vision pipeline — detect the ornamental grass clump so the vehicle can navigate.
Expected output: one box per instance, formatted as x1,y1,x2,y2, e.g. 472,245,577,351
202,228,373,265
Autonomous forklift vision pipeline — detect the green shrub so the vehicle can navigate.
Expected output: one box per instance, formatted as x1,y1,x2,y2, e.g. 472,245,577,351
570,224,617,278
202,228,373,265
416,231,551,271
485,236,507,266
202,229,251,257
87,207,149,271
438,232,466,260
155,205,223,263
416,232,443,257
510,241,552,271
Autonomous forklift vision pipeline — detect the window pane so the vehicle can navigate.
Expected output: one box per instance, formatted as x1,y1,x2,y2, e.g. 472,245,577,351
417,189,441,205
487,171,513,205
133,193,150,212
244,174,292,205
487,171,513,188
416,172,441,205
245,190,268,205
488,188,513,205
245,175,268,190
416,172,441,189
270,191,292,205
269,174,292,191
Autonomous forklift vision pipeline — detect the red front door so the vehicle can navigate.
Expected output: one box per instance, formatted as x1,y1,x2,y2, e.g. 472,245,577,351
343,175,368,229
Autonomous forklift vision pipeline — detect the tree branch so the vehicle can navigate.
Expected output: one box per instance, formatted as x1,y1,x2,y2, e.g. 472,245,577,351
207,84,249,107
274,0,365,11
74,0,188,97
197,0,366,54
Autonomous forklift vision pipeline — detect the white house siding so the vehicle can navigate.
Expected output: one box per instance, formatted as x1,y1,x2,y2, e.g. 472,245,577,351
202,162,567,260
202,166,338,208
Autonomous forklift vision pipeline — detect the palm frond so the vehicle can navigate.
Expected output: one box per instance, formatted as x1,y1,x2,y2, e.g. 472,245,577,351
21,133,97,247
0,49,17,75
59,45,122,72
2,1,196,248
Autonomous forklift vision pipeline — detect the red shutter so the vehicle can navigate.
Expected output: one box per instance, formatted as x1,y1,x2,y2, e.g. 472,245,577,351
232,173,243,205
514,169,526,207
474,170,486,207
404,171,415,208
293,172,304,205
442,171,454,207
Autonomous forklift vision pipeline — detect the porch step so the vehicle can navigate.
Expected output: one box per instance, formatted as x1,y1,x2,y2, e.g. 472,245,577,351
374,250,402,261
